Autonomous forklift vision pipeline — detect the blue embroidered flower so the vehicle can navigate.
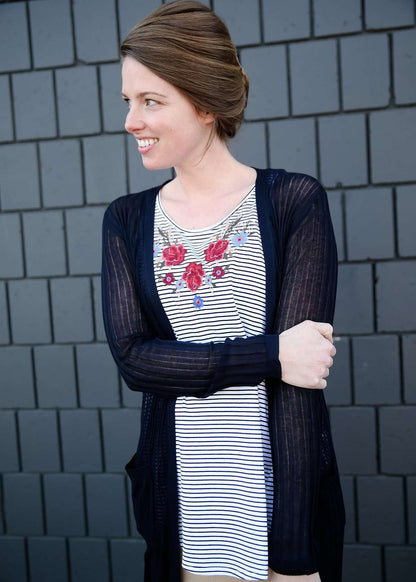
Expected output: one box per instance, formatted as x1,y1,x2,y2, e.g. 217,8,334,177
175,279,185,291
153,244,161,258
193,295,204,309
204,275,213,287
232,232,248,246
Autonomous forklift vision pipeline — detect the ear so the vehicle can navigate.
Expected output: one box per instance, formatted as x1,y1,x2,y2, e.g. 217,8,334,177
198,109,216,126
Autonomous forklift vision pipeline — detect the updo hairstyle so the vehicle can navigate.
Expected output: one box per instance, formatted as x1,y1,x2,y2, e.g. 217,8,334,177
120,0,249,140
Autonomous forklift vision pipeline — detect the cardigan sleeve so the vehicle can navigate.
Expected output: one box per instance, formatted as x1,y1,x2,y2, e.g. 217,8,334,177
101,198,281,398
268,174,339,575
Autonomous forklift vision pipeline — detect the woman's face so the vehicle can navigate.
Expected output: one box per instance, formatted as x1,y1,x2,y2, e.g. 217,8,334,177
122,56,215,171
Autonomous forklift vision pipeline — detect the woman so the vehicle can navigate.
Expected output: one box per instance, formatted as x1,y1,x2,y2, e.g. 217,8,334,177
101,2,346,582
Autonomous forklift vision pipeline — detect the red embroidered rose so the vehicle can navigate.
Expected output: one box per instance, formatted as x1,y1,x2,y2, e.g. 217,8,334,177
182,262,205,292
204,239,229,262
212,266,225,279
163,273,175,285
162,244,187,266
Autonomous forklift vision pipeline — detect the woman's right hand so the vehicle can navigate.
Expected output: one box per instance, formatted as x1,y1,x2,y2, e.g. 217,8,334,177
278,320,336,389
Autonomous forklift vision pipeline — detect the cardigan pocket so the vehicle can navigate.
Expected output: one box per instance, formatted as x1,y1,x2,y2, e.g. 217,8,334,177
125,452,155,545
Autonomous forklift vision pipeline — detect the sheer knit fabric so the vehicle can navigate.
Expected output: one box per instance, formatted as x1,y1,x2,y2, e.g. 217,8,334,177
101,169,346,582
153,188,273,579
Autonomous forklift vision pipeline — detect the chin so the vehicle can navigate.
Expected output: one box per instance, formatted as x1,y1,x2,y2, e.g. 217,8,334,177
141,156,172,172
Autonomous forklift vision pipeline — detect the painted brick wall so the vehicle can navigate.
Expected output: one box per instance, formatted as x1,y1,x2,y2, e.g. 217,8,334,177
0,1,415,581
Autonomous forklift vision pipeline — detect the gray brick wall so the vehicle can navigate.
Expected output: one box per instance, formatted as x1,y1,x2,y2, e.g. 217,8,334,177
0,1,415,581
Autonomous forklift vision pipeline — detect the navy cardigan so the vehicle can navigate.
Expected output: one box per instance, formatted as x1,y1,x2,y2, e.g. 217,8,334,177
101,168,346,582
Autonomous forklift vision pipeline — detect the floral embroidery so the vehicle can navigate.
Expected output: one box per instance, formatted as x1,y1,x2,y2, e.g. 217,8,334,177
193,295,204,309
155,208,252,309
204,239,229,262
212,266,225,279
163,273,175,285
182,262,205,292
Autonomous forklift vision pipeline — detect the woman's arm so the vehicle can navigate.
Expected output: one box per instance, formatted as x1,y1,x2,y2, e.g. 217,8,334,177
101,199,281,398
268,175,339,576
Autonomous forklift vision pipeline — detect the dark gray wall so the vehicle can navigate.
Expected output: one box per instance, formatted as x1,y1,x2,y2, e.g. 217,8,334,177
0,0,415,581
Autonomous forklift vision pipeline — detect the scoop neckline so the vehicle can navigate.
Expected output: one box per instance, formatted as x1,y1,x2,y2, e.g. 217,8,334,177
157,184,256,233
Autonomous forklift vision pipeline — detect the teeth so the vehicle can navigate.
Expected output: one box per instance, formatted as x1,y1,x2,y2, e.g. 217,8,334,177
137,138,158,147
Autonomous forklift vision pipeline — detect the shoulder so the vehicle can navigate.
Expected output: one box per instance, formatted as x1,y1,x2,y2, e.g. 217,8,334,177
267,169,326,202
103,184,161,231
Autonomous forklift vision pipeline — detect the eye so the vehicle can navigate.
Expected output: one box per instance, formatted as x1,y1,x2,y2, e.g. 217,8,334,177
145,98,158,107
123,98,130,109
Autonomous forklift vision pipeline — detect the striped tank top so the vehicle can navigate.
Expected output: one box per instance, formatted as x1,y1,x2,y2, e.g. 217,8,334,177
153,186,273,580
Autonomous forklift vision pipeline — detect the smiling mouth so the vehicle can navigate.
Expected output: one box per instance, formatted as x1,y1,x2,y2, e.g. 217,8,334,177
137,138,159,147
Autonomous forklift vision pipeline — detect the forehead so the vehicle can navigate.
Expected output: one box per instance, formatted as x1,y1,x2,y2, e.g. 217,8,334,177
121,56,173,94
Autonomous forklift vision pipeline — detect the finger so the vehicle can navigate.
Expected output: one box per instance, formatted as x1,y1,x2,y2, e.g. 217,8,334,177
314,322,333,342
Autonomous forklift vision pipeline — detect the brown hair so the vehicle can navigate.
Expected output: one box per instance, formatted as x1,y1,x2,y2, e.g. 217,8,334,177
120,0,249,141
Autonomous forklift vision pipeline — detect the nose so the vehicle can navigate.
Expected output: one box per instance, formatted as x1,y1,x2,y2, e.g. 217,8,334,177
125,108,146,134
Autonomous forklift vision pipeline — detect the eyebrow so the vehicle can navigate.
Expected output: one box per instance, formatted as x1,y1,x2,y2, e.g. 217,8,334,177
121,91,167,99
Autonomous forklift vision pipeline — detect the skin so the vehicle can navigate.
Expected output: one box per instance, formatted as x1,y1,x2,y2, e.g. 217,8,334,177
122,55,330,582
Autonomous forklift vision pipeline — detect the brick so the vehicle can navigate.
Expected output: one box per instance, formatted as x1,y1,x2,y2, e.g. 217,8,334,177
340,476,355,543
86,474,128,536
0,75,13,142
380,406,416,474
352,336,400,404
39,139,83,208
23,210,66,277
102,409,141,471
93,277,106,341
0,411,19,471
393,29,416,105
118,0,162,42
327,190,345,261
376,261,416,331
330,407,377,474
126,477,139,537
333,264,373,334
396,185,416,257
0,143,40,210
240,45,288,120
403,335,416,404
127,133,172,193
345,187,394,260
385,547,416,582
290,39,338,115
357,476,404,543
408,477,416,543
365,0,415,30
213,0,260,46
28,537,68,582
341,34,389,110
29,0,74,68
51,277,94,342
0,281,9,344
19,410,60,472
0,213,24,278
77,344,119,407
313,0,362,36
66,206,106,275
83,135,126,203
69,538,110,582
12,71,56,139
73,0,118,63
324,337,352,405
268,118,317,178
319,114,367,187
60,409,102,472
370,108,416,183
229,122,267,169
3,473,43,535
0,346,35,408
0,538,27,582
262,0,309,42
56,67,100,137
100,63,125,132
121,377,143,408
0,4,30,72
342,545,382,582
110,539,145,582
44,474,85,536
34,345,77,408
9,279,51,344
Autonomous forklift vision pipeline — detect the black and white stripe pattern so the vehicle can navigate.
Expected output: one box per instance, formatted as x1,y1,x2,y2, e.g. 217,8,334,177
154,188,273,580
